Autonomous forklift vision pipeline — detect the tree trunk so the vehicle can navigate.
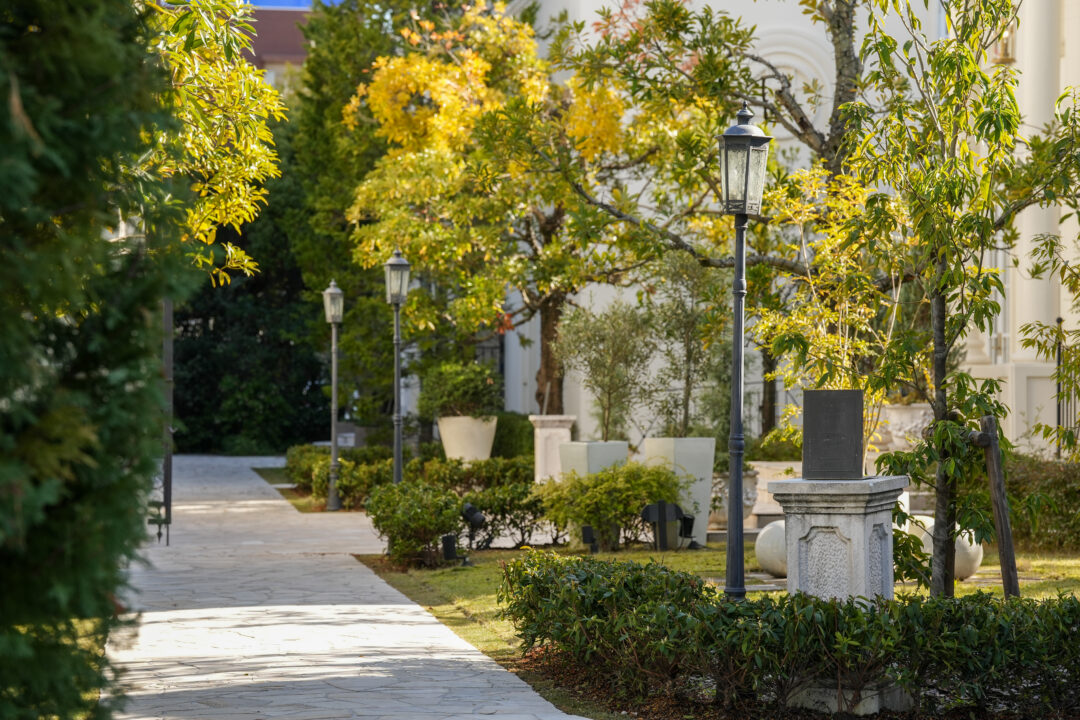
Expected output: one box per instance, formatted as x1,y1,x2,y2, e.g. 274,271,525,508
536,293,565,416
822,0,861,176
760,347,777,436
929,284,955,596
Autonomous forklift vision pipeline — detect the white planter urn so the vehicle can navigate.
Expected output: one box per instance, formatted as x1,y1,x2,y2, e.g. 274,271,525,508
641,437,715,547
437,416,497,462
558,440,628,477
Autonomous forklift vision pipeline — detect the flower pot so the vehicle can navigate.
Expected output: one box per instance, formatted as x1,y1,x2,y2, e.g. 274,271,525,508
558,440,628,477
437,416,497,462
641,437,715,547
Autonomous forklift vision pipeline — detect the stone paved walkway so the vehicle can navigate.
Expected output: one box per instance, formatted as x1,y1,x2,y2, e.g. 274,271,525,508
107,455,586,720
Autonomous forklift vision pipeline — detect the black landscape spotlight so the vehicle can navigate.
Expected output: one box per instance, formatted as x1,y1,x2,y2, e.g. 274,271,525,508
442,502,486,565
719,102,772,599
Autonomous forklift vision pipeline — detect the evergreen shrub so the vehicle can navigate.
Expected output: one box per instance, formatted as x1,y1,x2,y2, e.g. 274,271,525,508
1005,453,1080,551
491,411,535,458
0,0,196,714
366,481,461,566
534,463,685,550
499,551,1080,715
417,362,502,419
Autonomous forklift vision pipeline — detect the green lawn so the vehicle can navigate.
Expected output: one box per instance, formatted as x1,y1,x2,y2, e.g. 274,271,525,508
252,467,326,513
355,544,753,720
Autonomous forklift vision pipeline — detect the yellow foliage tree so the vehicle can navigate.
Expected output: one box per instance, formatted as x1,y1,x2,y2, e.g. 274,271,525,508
345,4,643,414
147,0,286,285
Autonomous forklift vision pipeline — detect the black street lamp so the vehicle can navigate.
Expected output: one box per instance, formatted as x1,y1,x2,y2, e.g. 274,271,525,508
384,250,411,485
719,102,772,599
322,279,345,511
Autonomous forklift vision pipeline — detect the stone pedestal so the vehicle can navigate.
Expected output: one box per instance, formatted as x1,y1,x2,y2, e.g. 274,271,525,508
767,475,908,600
529,415,575,483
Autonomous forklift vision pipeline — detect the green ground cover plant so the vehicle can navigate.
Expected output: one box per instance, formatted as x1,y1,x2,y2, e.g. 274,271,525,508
500,551,1080,717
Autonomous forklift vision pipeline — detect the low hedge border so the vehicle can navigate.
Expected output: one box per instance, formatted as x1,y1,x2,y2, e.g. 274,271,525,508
499,550,1080,716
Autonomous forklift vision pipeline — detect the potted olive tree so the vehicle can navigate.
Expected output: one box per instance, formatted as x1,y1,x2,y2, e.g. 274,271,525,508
418,361,502,461
553,301,654,476
639,252,725,547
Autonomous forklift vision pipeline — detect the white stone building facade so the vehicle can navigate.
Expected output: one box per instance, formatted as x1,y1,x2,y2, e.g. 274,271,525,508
499,0,1070,449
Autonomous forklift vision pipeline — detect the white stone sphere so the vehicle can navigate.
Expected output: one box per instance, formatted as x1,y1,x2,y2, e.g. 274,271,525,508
755,520,787,578
909,516,984,581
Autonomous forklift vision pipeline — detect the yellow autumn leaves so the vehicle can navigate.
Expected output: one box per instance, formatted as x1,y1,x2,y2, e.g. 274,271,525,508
343,3,623,161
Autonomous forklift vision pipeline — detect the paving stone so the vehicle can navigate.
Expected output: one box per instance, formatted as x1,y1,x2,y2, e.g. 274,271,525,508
108,455,587,720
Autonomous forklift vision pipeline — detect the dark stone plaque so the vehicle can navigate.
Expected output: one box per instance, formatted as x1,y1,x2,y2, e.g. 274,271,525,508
803,389,864,480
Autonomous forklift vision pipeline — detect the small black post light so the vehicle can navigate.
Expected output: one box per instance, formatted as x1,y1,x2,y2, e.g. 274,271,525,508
581,525,598,554
322,280,344,511
383,250,411,485
719,102,772,599
441,534,469,566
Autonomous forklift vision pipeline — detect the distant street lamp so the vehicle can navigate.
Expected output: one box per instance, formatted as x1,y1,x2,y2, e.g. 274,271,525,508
322,280,345,511
719,102,772,599
384,250,411,484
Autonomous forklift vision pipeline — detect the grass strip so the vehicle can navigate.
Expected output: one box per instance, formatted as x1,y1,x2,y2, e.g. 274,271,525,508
252,467,325,513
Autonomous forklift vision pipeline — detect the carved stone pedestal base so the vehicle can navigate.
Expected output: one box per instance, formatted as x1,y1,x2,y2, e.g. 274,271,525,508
767,475,908,600
788,679,913,716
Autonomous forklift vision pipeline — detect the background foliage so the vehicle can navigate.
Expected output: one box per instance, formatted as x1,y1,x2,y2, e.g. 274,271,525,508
174,123,329,454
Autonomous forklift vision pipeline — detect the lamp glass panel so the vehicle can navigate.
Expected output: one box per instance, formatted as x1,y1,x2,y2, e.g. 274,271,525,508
323,288,343,323
745,143,771,213
722,142,749,212
385,264,410,304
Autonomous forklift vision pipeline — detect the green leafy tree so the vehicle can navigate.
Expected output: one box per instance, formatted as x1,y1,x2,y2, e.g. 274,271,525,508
146,0,286,284
288,0,457,432
554,301,655,441
642,252,730,438
173,122,330,454
0,0,199,715
841,0,1080,595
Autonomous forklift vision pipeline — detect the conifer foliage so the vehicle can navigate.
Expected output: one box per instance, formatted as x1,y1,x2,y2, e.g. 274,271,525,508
0,0,195,715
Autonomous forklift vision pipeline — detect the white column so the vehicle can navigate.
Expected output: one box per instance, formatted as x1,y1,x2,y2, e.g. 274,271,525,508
1010,0,1061,362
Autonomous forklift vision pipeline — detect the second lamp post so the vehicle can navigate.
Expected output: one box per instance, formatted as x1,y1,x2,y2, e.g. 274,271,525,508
719,102,772,599
384,250,410,485
322,280,344,511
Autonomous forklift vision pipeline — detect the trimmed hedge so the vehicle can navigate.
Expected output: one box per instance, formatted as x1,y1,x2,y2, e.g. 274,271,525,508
499,551,1080,716
285,444,545,555
283,442,443,493
367,481,460,567
1005,453,1080,551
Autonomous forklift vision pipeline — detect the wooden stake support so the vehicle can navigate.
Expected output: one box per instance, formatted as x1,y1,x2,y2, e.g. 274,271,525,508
968,415,1020,598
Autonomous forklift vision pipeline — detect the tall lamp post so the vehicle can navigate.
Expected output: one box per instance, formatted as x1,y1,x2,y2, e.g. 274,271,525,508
719,102,772,599
322,280,344,511
384,250,411,485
